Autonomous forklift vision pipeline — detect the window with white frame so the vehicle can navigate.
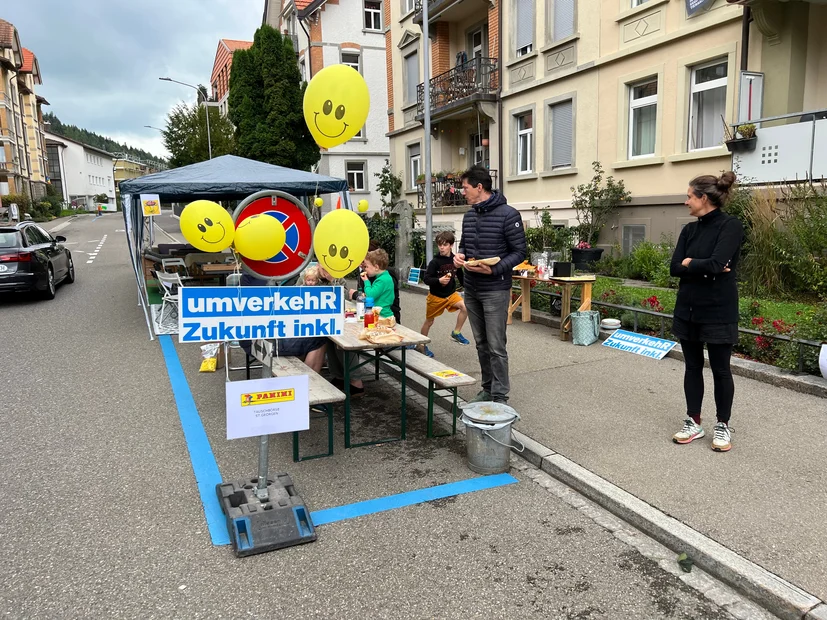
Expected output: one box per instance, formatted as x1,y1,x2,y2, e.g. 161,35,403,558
622,225,646,255
515,0,534,57
629,78,657,158
632,0,649,6
516,111,533,174
548,100,573,169
342,52,364,137
689,59,727,151
346,161,366,191
408,143,421,189
403,0,415,13
552,0,575,41
404,50,419,105
364,0,382,30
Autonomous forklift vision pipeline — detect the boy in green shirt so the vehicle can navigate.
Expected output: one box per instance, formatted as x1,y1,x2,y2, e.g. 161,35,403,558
362,248,395,319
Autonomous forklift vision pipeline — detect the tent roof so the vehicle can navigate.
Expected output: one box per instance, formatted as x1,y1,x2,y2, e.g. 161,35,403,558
119,154,347,200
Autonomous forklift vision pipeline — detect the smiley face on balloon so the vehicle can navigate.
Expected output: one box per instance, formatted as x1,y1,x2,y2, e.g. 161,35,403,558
312,209,369,278
303,64,370,149
179,200,235,252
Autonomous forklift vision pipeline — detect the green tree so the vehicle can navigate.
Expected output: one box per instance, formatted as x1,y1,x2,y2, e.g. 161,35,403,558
162,102,236,168
228,25,319,170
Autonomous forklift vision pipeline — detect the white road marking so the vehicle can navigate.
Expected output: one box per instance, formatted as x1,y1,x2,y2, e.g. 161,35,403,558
85,234,108,265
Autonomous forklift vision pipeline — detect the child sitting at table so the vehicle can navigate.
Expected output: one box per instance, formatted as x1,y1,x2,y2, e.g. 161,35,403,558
361,248,395,320
302,266,320,286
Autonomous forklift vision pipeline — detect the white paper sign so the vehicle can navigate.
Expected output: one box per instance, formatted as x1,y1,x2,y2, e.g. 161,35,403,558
225,375,309,440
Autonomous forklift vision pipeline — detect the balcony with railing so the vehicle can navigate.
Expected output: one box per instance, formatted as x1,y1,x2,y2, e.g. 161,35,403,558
416,57,498,121
417,170,498,209
285,32,300,56
731,109,827,184
413,0,489,25
0,160,19,175
0,127,14,143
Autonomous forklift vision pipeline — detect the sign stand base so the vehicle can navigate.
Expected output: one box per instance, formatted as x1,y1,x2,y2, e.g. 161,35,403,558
216,472,316,557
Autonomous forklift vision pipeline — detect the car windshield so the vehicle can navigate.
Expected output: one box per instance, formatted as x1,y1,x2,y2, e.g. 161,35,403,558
0,230,21,249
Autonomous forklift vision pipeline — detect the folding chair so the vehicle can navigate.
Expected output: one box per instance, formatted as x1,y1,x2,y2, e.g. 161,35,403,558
161,257,189,279
223,272,263,381
156,271,184,324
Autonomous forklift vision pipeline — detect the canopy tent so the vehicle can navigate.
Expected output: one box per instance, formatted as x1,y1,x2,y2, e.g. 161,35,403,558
119,154,348,200
120,155,350,340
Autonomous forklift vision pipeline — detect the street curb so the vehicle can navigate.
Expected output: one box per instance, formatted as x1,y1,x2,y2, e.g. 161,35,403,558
537,452,824,620
403,285,827,399
378,356,825,619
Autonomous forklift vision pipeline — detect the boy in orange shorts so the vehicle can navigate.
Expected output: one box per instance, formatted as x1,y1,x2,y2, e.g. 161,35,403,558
419,231,469,358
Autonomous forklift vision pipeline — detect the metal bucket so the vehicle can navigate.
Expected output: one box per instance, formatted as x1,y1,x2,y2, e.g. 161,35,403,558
460,402,524,475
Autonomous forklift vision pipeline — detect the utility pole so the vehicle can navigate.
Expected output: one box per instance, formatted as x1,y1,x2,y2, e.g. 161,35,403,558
422,0,433,262
159,77,212,159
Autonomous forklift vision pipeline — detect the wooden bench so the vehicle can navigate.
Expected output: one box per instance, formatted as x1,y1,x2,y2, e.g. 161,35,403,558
388,350,477,437
250,340,345,462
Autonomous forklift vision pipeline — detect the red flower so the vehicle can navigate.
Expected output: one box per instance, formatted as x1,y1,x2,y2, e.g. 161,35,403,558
755,336,773,350
752,317,765,326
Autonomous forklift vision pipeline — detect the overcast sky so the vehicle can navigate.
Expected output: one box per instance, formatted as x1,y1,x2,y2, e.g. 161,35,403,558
4,1,263,159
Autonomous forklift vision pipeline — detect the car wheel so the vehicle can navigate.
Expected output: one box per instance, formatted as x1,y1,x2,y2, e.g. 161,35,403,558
42,266,56,300
65,255,75,283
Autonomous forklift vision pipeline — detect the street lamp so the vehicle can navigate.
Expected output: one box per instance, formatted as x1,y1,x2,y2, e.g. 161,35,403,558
159,76,212,159
144,125,164,132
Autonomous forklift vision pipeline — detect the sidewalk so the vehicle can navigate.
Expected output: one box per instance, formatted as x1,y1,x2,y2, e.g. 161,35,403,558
398,289,827,604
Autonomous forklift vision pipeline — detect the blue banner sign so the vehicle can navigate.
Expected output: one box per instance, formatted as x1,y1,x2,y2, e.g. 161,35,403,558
602,329,676,360
179,285,344,343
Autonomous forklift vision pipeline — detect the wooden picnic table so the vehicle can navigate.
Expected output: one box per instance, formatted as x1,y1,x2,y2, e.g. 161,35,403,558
200,262,241,285
328,322,430,448
508,274,596,341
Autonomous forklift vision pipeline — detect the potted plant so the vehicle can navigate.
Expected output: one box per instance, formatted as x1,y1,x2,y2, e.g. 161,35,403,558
725,123,758,153
416,173,426,185
570,162,631,270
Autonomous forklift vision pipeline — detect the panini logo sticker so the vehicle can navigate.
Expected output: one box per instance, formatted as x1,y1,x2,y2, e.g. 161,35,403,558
241,389,295,407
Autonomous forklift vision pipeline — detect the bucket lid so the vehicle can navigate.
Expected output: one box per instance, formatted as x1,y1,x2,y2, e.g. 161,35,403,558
460,401,519,425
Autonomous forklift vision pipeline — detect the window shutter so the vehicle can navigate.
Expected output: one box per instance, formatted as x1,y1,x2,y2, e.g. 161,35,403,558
554,0,575,41
551,100,573,168
405,53,419,102
515,0,534,51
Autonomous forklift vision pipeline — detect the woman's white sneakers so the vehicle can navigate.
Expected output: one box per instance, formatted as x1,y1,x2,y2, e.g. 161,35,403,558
673,419,732,451
711,422,732,452
673,418,705,444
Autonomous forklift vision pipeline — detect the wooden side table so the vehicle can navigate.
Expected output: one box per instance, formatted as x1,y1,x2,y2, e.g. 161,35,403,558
550,276,596,341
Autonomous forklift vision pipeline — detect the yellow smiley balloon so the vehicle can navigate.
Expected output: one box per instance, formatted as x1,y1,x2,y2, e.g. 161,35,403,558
233,214,287,261
313,209,369,278
357,199,369,213
303,64,370,149
180,200,234,252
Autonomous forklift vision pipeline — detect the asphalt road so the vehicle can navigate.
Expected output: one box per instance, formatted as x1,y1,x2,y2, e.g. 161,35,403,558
0,214,760,619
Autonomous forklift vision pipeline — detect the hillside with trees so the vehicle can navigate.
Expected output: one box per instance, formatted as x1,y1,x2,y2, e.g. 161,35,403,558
43,112,166,163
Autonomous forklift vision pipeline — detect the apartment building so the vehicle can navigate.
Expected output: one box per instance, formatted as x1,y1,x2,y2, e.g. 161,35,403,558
726,0,827,190
210,39,253,116
386,0,501,218
19,48,48,200
390,0,827,254
263,0,390,215
45,131,116,211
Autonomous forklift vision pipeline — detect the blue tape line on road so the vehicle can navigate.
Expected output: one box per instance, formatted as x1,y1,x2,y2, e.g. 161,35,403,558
309,473,518,526
158,335,230,545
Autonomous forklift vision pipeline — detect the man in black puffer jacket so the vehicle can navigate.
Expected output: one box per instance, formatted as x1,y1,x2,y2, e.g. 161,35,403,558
454,166,527,404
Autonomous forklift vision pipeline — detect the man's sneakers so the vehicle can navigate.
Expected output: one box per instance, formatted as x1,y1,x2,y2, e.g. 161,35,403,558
672,418,705,444
468,390,492,403
423,345,435,358
673,418,733,451
711,422,732,452
451,331,470,345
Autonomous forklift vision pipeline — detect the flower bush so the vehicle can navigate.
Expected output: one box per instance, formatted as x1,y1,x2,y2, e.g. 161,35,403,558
575,241,592,250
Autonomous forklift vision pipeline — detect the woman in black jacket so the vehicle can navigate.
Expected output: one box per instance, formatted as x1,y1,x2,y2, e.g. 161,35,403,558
669,171,743,452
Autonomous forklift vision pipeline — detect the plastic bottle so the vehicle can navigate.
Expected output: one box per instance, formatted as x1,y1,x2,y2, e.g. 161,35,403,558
364,297,375,327
356,292,366,322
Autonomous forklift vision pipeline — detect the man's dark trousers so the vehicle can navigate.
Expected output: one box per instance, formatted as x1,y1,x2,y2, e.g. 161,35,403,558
464,288,511,402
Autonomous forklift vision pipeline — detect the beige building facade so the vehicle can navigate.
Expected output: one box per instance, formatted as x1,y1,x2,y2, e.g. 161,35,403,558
389,0,827,254
0,19,50,201
386,0,501,216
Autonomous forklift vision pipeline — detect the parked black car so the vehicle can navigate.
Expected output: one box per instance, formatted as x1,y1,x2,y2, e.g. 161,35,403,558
0,222,75,299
